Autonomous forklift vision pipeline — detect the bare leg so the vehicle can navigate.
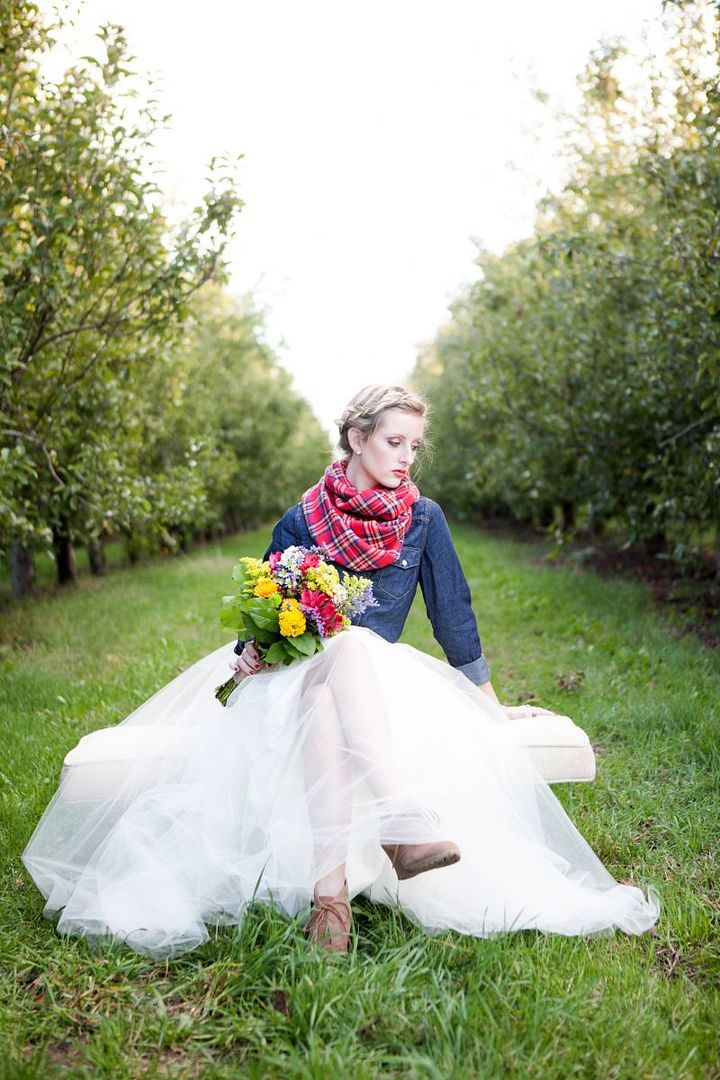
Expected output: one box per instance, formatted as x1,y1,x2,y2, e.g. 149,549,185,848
300,678,352,896
318,634,444,841
300,633,448,900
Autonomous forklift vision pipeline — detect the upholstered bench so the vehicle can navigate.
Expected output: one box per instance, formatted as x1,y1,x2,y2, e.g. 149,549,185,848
504,715,596,783
61,714,595,802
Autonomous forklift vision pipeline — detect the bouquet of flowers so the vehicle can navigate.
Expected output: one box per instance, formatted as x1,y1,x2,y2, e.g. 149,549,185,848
214,545,378,705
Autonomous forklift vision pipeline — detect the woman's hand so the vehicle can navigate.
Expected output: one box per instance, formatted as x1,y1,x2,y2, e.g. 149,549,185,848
500,703,561,720
230,641,277,681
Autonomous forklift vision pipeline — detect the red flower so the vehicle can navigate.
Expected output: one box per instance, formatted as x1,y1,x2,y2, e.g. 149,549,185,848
300,588,342,636
300,552,321,571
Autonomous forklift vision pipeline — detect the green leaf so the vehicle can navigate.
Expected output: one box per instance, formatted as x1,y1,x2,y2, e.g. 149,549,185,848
241,615,278,644
283,639,305,658
286,631,316,656
219,595,251,631
237,599,280,632
219,607,251,634
264,640,289,664
231,561,249,587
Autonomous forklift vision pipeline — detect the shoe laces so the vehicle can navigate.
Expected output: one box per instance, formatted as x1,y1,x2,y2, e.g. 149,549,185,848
311,892,350,924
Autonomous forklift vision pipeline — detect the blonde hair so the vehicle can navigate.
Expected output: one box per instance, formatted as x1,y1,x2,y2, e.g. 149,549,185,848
336,384,430,460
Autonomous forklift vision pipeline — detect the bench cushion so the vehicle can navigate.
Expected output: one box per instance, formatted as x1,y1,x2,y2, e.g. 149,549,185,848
61,714,595,802
504,715,596,783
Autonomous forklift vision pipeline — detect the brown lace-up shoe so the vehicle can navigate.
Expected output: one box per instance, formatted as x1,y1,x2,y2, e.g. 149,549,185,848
382,840,461,880
305,880,352,952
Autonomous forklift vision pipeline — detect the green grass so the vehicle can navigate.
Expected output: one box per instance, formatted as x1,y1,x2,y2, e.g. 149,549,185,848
1,525,718,1078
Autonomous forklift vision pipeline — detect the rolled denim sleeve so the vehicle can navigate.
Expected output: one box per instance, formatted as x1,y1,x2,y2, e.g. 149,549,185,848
234,507,299,656
418,500,491,685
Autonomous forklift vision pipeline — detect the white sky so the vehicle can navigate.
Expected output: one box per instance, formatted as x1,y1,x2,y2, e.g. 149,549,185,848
44,0,661,437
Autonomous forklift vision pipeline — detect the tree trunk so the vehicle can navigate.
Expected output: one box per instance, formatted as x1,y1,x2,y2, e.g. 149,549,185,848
52,521,78,585
87,538,106,576
560,500,576,531
536,504,554,529
224,509,243,534
9,540,35,599
170,527,188,553
125,534,141,565
644,532,667,557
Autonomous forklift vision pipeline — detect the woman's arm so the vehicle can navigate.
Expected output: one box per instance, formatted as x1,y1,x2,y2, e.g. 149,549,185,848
418,500,493,686
418,501,555,718
477,679,501,705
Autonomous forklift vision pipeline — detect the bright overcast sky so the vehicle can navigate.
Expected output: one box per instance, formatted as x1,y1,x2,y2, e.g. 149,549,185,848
44,0,661,437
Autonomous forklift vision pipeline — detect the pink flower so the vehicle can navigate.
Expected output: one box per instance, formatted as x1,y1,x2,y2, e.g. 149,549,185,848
300,588,343,636
300,552,321,571
269,551,282,570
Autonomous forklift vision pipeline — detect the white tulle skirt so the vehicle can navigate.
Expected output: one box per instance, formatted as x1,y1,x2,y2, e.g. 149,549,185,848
22,626,659,957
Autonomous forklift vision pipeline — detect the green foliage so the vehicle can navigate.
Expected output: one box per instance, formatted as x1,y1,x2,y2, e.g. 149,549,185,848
163,283,330,538
0,2,330,592
413,2,720,567
0,3,242,552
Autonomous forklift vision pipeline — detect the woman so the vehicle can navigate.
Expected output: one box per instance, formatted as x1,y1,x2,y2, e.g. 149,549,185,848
22,384,659,957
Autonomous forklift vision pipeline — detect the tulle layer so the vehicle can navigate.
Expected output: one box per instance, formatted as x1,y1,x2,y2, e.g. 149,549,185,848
22,626,659,957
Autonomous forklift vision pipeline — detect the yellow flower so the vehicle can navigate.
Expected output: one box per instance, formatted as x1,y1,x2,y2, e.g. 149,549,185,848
254,578,279,598
278,604,307,637
305,564,340,596
236,556,267,588
239,557,263,571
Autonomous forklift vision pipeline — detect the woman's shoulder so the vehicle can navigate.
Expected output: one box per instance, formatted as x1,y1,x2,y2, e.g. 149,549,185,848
279,502,301,523
415,497,456,553
415,495,445,523
277,502,310,541
404,497,446,554
268,503,301,540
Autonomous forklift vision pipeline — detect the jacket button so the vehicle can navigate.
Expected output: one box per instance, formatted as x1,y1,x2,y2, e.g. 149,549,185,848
401,558,408,567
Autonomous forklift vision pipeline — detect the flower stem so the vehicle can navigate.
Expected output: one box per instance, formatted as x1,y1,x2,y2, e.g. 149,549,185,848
215,674,240,707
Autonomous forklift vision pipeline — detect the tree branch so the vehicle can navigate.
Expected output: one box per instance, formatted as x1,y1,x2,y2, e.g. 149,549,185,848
1,428,111,517
660,413,720,447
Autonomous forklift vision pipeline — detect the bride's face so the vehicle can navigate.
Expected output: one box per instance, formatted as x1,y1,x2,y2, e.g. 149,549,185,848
347,407,425,491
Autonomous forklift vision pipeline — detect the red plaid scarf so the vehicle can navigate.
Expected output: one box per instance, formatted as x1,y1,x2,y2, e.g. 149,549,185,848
301,459,420,571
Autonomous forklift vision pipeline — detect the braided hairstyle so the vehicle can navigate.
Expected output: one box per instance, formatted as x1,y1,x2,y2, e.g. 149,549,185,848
335,384,429,460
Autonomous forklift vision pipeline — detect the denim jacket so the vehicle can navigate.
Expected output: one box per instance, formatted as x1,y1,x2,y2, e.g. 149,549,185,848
234,496,491,686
